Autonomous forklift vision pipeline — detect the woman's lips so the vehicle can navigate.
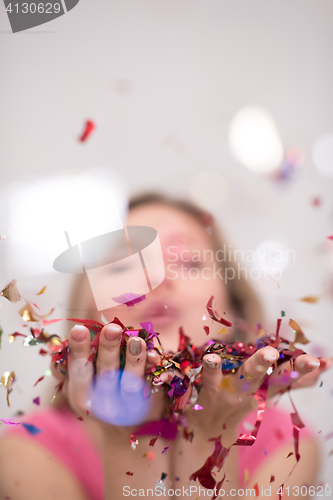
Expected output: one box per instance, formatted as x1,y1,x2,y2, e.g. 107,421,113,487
143,300,180,327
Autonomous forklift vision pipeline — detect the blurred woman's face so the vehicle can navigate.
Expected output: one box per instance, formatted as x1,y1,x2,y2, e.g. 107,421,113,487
104,203,233,352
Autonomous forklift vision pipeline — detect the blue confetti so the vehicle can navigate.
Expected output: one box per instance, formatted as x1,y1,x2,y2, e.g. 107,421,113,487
22,423,42,435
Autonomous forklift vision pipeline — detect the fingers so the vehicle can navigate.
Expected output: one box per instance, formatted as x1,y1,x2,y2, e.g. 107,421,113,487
68,357,94,415
238,346,279,381
270,353,321,389
96,324,123,375
68,325,91,362
123,337,147,379
201,353,223,392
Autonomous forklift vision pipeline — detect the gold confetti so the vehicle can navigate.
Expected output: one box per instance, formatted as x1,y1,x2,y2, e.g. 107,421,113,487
0,371,16,406
220,375,235,393
289,319,310,345
1,279,21,303
299,296,319,304
244,468,249,483
19,302,55,323
218,327,228,334
244,372,253,379
36,286,47,296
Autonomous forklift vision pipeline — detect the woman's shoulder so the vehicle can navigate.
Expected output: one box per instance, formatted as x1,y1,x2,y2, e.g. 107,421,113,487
0,406,103,500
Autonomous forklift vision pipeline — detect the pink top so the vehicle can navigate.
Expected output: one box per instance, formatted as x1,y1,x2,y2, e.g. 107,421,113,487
5,405,313,499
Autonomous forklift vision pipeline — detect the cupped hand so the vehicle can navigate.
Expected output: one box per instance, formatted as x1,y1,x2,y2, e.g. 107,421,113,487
186,345,324,440
51,323,165,427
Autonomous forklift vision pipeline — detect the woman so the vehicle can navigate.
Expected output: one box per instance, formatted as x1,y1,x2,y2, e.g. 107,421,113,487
0,193,329,499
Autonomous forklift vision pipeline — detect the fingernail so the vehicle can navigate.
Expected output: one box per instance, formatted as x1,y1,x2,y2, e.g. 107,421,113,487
263,354,277,363
306,361,320,371
205,359,217,370
72,325,86,342
129,337,142,356
105,324,122,341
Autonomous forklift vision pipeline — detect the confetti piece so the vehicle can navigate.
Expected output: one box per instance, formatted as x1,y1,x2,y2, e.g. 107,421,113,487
240,374,244,379
270,475,275,483
220,375,235,393
161,447,169,454
39,348,48,356
203,326,209,335
0,371,16,406
244,372,253,379
112,293,146,307
281,311,285,317
32,397,40,405
253,483,259,496
126,471,133,476
319,381,323,388
206,296,232,327
77,416,84,421
289,319,309,344
0,419,20,426
286,452,294,458
22,423,42,435
19,302,55,323
218,327,228,334
328,236,333,241
192,404,203,411
33,376,45,387
36,286,46,295
1,279,21,303
311,197,321,207
149,437,158,447
79,120,95,142
299,296,320,303
244,468,249,483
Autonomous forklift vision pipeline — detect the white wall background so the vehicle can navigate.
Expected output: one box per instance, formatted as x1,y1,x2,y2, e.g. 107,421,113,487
0,0,333,488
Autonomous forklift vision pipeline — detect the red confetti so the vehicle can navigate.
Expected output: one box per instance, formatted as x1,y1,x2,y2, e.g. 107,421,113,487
190,436,231,489
77,416,84,421
286,452,294,458
312,197,321,207
203,326,210,336
149,437,158,447
39,348,48,356
33,376,45,387
126,471,133,476
253,483,259,496
79,120,95,142
328,235,333,240
206,296,232,327
270,475,275,483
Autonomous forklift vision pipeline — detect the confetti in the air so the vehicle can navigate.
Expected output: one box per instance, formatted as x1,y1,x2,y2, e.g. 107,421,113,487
1,279,21,303
79,120,95,142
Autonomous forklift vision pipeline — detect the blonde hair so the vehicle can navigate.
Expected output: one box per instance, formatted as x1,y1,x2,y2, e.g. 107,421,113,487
67,192,263,343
